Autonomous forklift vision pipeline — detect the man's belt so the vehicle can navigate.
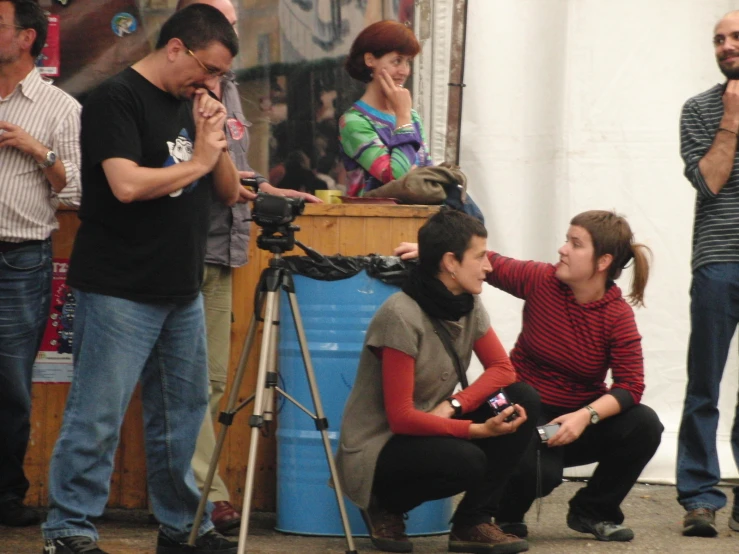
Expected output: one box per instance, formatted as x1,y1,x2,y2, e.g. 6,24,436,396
0,239,45,253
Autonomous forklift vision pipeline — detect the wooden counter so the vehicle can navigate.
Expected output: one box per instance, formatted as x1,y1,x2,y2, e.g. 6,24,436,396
25,204,439,511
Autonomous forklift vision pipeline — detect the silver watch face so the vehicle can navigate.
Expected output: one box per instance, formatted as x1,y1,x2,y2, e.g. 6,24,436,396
591,413,599,424
46,151,57,166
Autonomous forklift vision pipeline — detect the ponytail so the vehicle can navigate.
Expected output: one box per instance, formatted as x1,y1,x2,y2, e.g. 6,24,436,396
626,243,651,307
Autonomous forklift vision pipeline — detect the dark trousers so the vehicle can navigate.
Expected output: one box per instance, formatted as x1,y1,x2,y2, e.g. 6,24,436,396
372,382,541,526
0,240,52,504
496,402,663,524
677,263,739,511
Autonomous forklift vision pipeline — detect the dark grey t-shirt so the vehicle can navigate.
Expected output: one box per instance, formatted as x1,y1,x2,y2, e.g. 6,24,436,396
681,83,739,271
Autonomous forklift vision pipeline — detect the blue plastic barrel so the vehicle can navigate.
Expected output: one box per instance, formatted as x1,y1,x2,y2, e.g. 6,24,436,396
276,269,453,536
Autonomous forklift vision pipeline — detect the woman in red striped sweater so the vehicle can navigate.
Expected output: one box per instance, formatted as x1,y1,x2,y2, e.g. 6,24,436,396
396,210,664,543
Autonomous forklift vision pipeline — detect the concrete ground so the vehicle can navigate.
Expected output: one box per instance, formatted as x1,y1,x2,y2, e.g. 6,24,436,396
4,482,738,554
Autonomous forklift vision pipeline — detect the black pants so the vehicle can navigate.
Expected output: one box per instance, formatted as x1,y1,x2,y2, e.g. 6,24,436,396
496,402,664,524
371,382,541,526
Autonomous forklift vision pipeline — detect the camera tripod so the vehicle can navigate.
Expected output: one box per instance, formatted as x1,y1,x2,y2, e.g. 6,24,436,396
187,227,358,554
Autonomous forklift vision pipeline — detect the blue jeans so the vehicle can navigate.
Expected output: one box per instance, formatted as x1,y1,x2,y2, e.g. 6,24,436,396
677,263,739,511
42,290,214,542
0,240,52,504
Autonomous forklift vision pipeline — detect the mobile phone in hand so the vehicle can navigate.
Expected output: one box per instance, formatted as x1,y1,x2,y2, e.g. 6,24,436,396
536,423,561,443
487,389,519,423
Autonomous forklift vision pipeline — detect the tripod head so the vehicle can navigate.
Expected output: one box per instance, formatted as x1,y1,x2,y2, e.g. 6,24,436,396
256,223,300,254
252,192,306,254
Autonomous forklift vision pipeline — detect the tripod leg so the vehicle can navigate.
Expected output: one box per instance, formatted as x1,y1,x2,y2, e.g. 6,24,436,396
261,291,281,426
187,306,262,546
286,291,358,554
236,289,280,554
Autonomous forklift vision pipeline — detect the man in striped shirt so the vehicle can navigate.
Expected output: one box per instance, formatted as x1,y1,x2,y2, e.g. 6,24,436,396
677,9,739,538
0,0,80,529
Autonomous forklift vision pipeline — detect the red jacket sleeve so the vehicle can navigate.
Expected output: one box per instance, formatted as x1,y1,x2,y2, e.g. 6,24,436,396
382,347,471,438
485,251,553,300
454,328,517,413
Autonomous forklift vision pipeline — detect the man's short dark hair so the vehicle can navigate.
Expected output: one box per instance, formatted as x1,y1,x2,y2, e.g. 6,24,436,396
156,3,238,57
417,208,488,276
7,0,47,58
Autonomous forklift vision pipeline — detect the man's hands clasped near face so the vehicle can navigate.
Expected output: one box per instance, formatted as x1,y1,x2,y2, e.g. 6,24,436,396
191,89,228,172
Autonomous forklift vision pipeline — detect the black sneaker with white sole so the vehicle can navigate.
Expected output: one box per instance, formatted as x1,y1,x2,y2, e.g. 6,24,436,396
567,510,634,542
731,487,739,532
42,536,108,554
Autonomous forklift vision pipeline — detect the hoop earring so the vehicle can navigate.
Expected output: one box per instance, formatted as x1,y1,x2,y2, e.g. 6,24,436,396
451,272,456,280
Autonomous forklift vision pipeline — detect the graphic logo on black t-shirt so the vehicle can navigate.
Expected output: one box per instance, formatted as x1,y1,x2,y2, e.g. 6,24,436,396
165,128,198,198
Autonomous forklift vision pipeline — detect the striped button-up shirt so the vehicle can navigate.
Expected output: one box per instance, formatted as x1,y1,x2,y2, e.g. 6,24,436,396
0,68,81,242
680,83,739,271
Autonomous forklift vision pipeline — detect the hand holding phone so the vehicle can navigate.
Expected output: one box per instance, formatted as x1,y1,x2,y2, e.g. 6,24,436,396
536,423,561,443
487,389,520,423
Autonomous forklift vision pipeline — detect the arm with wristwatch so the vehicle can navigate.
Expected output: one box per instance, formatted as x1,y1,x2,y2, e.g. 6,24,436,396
543,394,622,448
0,119,77,195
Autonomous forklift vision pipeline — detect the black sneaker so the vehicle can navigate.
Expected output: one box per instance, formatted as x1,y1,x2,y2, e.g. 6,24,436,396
42,536,108,554
496,521,528,539
683,507,718,537
0,497,40,527
156,529,238,554
731,488,739,532
567,511,634,542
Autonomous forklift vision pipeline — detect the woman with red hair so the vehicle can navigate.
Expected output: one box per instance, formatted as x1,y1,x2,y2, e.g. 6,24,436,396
340,20,432,197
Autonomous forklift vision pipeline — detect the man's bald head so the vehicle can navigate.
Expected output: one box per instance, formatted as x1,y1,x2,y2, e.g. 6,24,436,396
176,0,236,26
714,10,739,79
716,10,739,33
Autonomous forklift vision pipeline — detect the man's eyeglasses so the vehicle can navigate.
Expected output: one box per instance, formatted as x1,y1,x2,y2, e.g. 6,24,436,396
0,22,24,31
184,45,227,79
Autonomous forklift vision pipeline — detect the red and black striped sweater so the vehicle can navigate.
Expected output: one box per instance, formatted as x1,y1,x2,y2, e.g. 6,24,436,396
486,252,644,411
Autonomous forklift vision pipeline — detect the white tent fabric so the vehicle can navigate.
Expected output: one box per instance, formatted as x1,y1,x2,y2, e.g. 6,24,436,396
421,0,739,483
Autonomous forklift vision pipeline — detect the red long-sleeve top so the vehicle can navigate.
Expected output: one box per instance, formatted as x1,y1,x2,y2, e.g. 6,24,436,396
381,328,516,439
485,252,645,410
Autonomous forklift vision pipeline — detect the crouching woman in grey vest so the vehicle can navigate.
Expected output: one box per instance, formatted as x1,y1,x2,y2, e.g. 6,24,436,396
335,209,541,554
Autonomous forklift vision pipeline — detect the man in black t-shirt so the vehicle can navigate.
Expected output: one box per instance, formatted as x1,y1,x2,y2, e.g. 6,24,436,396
41,6,248,554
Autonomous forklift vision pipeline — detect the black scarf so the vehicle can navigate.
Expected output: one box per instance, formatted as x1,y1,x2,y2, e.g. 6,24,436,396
402,266,475,321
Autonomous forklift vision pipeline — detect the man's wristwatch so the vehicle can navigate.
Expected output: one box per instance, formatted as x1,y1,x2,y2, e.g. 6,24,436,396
39,150,57,169
447,397,462,417
585,405,600,425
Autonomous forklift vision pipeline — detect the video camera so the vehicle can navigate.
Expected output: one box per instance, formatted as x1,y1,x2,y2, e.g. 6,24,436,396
247,191,306,253
251,191,305,229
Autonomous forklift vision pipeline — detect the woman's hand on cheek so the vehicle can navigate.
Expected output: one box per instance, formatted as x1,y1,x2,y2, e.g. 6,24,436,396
546,409,590,448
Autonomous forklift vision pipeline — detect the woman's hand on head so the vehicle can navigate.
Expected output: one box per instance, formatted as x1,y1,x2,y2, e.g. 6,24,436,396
546,409,590,447
470,404,527,439
394,241,419,260
378,69,413,120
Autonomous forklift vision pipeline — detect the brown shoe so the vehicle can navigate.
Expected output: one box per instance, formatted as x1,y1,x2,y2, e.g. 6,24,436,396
360,504,412,553
682,507,718,537
211,500,242,535
449,521,529,554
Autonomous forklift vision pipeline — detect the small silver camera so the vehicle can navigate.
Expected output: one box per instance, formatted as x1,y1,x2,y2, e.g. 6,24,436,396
536,423,560,443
